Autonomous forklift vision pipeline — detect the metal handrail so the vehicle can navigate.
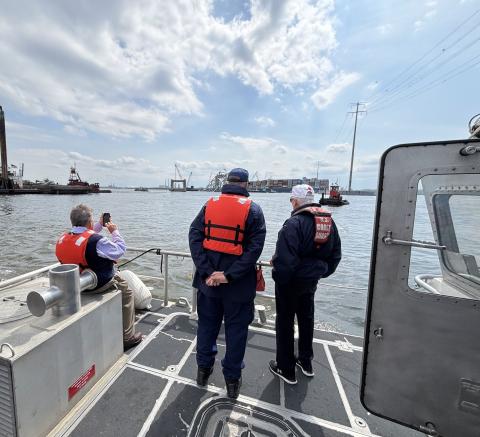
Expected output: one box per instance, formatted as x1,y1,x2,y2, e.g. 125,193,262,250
126,247,368,300
414,274,441,294
0,263,60,290
128,247,273,266
0,247,368,316
127,247,274,309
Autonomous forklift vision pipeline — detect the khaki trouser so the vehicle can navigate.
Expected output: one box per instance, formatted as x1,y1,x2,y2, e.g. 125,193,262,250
92,273,136,342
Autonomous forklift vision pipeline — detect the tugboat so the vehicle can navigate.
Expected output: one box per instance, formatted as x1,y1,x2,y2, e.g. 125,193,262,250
67,165,101,193
319,183,349,206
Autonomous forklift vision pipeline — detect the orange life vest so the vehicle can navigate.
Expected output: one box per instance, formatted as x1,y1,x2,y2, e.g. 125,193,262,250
55,230,96,269
293,206,332,247
203,194,252,255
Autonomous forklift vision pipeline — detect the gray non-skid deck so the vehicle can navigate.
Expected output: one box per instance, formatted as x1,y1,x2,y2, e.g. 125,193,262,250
68,300,424,437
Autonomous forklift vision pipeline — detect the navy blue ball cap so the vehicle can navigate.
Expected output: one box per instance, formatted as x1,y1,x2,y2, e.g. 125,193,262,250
227,168,249,182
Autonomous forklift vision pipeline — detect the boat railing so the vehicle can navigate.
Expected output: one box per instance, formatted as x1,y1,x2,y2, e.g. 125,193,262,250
126,247,275,316
0,262,60,290
0,249,274,315
0,247,371,305
0,247,371,320
414,274,441,294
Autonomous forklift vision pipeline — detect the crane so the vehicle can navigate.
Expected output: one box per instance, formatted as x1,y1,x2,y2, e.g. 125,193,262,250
186,171,193,186
174,163,183,180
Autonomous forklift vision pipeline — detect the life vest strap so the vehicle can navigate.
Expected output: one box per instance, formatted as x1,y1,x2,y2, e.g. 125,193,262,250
205,221,244,246
203,194,251,255
204,235,241,246
205,222,245,233
293,205,332,247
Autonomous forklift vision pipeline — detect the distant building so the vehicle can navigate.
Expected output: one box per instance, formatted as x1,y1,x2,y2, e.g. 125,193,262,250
248,177,329,193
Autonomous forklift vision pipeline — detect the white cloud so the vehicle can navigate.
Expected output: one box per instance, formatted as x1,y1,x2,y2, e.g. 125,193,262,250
0,0,353,139
414,0,437,31
220,132,279,150
326,143,350,153
254,116,276,127
311,71,361,109
214,132,351,179
377,24,392,35
414,20,424,31
5,121,60,143
174,159,253,172
367,81,379,91
66,151,155,171
11,147,161,183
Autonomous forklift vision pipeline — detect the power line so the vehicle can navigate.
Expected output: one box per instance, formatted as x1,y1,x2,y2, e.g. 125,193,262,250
369,29,480,110
333,113,349,143
340,124,355,144
367,8,480,106
370,52,480,113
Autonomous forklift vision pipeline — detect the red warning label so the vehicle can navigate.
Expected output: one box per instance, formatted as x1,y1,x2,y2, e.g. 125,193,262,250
68,364,96,400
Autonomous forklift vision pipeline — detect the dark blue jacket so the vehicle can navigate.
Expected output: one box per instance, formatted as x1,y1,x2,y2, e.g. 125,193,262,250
189,184,266,303
272,203,341,287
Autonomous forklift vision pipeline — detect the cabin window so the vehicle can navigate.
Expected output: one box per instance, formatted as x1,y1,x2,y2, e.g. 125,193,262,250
435,194,480,285
409,174,480,296
408,180,442,290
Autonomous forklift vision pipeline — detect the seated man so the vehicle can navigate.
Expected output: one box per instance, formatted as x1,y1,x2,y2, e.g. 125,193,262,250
56,204,142,350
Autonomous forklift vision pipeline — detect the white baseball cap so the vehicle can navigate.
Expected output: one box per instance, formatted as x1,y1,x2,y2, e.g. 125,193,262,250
291,184,315,199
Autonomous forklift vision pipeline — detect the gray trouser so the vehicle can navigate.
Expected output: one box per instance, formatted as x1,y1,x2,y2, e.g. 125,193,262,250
92,273,136,341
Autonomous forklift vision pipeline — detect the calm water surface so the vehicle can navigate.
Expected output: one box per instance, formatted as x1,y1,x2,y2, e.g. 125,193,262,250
0,191,441,335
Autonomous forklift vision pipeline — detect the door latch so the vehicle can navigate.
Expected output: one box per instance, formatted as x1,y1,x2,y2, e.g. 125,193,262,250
383,231,446,251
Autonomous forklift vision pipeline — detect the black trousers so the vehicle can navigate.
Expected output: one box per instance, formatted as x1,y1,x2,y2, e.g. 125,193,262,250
275,281,317,374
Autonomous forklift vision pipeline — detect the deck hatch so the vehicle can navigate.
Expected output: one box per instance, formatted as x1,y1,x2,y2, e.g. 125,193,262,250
0,361,16,437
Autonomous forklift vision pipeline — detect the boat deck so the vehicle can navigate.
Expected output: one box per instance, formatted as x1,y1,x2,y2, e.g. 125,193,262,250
53,299,423,437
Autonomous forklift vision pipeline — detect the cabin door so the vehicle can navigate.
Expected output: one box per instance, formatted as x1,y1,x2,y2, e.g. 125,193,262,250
361,139,480,437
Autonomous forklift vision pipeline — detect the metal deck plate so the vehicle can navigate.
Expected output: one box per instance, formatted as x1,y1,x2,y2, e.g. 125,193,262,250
65,313,423,437
70,368,168,437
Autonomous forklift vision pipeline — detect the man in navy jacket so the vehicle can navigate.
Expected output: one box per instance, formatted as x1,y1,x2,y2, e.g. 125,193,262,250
269,184,341,384
189,168,266,398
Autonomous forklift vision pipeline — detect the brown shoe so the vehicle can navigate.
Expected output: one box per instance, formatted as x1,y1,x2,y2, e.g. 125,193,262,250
124,332,143,351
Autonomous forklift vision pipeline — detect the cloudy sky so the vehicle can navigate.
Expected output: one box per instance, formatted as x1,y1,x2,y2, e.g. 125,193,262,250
1,0,478,188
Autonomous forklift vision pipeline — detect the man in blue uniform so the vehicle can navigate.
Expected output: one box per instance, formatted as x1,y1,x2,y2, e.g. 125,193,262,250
269,184,341,384
189,168,266,399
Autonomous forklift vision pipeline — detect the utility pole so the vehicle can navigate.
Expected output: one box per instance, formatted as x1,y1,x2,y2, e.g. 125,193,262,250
0,106,8,189
347,102,366,192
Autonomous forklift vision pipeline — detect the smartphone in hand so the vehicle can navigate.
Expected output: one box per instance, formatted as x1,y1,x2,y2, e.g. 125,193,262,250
102,213,111,226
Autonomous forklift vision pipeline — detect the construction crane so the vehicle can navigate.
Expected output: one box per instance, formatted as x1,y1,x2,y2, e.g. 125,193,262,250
174,163,183,180
186,171,193,186
171,163,187,192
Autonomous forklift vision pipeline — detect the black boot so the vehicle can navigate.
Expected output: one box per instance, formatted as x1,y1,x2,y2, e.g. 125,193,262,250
225,377,242,399
196,366,213,387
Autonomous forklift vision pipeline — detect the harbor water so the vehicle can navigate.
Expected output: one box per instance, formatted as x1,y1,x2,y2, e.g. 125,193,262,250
0,191,441,336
